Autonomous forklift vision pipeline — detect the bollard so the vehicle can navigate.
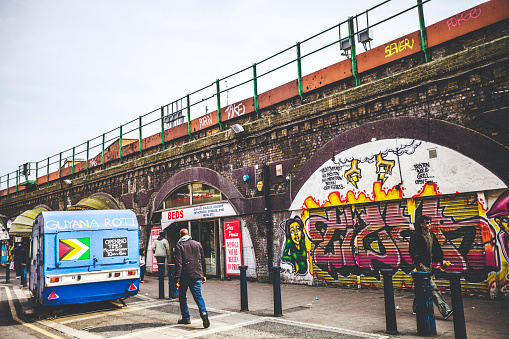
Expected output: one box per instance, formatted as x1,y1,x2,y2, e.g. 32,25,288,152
381,269,398,334
412,271,436,336
272,266,282,316
158,262,165,299
168,264,177,299
239,265,248,311
6,262,10,283
21,264,27,287
447,272,467,339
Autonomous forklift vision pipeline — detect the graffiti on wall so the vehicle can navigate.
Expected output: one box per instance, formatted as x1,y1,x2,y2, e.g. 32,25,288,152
280,216,312,275
281,193,508,292
447,7,482,31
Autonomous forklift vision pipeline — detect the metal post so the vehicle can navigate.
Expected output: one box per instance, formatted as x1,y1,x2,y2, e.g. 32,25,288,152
46,158,49,185
5,261,10,283
216,80,223,131
381,269,398,334
272,266,282,316
448,272,467,339
72,146,75,177
15,170,18,194
412,271,436,336
86,140,90,173
348,16,360,86
119,125,123,162
139,116,143,155
160,106,166,150
296,42,304,100
6,173,9,196
158,262,165,299
102,133,106,168
168,264,177,299
417,0,430,62
240,265,248,311
186,94,192,140
252,63,259,119
59,152,62,179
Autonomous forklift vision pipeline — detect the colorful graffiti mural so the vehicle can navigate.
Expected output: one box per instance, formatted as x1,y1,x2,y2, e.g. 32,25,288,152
281,191,509,297
280,216,312,275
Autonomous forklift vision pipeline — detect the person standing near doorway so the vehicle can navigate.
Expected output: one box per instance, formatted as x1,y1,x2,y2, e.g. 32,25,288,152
152,232,170,266
11,243,26,279
409,215,453,319
174,228,209,328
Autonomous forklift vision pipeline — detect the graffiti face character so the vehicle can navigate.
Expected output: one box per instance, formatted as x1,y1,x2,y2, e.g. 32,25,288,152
290,222,302,250
487,190,509,263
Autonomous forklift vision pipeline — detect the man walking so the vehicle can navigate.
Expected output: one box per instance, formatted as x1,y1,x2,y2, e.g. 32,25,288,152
11,243,26,278
409,215,453,319
151,232,170,265
174,228,209,328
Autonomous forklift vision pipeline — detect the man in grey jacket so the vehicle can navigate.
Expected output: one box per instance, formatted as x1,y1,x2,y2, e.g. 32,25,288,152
175,228,209,328
151,232,170,265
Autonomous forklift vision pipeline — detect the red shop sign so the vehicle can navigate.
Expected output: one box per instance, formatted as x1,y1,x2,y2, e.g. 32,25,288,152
223,220,242,276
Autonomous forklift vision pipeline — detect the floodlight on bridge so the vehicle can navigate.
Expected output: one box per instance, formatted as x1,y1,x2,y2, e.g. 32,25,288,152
231,124,244,135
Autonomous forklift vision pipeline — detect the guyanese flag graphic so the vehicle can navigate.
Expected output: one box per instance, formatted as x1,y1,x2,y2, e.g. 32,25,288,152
59,238,90,260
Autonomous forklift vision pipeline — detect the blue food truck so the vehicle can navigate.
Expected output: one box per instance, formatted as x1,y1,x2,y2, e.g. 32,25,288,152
29,210,140,306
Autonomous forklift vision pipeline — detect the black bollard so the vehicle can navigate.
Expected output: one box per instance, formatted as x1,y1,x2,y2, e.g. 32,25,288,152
239,265,248,311
21,264,27,287
272,266,282,316
158,263,165,299
412,271,436,336
168,264,177,299
447,272,467,339
5,262,10,283
381,269,398,334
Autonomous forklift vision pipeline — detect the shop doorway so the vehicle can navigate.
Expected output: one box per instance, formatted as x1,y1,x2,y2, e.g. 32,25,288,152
167,219,219,277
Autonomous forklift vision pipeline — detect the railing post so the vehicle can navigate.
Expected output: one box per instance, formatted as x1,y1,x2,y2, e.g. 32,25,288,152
412,271,436,336
239,265,248,311
168,263,177,299
7,173,9,195
348,16,360,86
102,133,106,169
381,269,398,334
119,125,123,162
252,63,259,119
417,0,430,62
59,152,62,179
158,262,165,299
139,116,143,155
160,106,166,150
46,158,50,185
72,146,75,177
216,80,223,131
296,42,304,101
448,272,467,339
186,94,192,140
272,266,282,316
86,140,90,173
15,170,18,194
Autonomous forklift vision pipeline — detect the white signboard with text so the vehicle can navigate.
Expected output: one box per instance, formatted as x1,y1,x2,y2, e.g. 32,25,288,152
161,202,236,229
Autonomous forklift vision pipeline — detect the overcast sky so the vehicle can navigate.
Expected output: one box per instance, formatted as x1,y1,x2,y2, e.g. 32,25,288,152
0,0,483,183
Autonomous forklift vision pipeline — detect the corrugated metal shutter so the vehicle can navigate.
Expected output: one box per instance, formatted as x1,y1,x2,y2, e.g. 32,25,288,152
309,192,493,296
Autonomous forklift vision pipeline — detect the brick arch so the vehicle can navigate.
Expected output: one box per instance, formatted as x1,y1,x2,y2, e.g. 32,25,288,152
152,167,248,216
291,117,509,201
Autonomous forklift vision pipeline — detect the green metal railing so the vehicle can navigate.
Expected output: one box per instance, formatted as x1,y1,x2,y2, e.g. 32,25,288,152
0,0,437,196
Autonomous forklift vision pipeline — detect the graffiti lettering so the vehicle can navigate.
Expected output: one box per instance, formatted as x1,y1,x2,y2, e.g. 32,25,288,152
384,38,414,58
447,8,482,31
199,114,213,129
292,197,498,283
412,162,434,185
225,102,246,120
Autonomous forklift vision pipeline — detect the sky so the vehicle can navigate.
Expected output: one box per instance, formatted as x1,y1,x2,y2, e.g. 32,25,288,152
0,0,484,185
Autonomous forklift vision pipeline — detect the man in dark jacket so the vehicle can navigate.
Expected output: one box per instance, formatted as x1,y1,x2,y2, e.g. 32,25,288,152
409,215,453,319
11,243,26,278
174,228,209,328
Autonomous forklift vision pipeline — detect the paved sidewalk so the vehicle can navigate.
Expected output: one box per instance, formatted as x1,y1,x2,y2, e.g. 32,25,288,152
138,274,508,338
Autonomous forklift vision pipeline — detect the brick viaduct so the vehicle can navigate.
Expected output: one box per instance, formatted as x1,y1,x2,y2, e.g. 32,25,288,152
1,1,508,288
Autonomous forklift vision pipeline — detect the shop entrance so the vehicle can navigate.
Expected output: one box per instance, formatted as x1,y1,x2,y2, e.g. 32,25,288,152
169,219,219,277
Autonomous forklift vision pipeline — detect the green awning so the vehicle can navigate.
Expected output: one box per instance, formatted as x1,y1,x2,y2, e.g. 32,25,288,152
9,207,47,237
67,194,119,210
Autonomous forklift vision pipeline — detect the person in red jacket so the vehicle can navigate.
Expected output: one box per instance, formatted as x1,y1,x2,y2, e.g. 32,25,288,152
409,215,453,319
174,228,209,328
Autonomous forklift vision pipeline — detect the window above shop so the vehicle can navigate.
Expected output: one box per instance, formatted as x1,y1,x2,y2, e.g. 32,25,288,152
163,183,223,209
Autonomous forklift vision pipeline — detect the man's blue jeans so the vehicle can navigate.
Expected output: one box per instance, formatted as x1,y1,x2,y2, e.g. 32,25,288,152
179,278,207,320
